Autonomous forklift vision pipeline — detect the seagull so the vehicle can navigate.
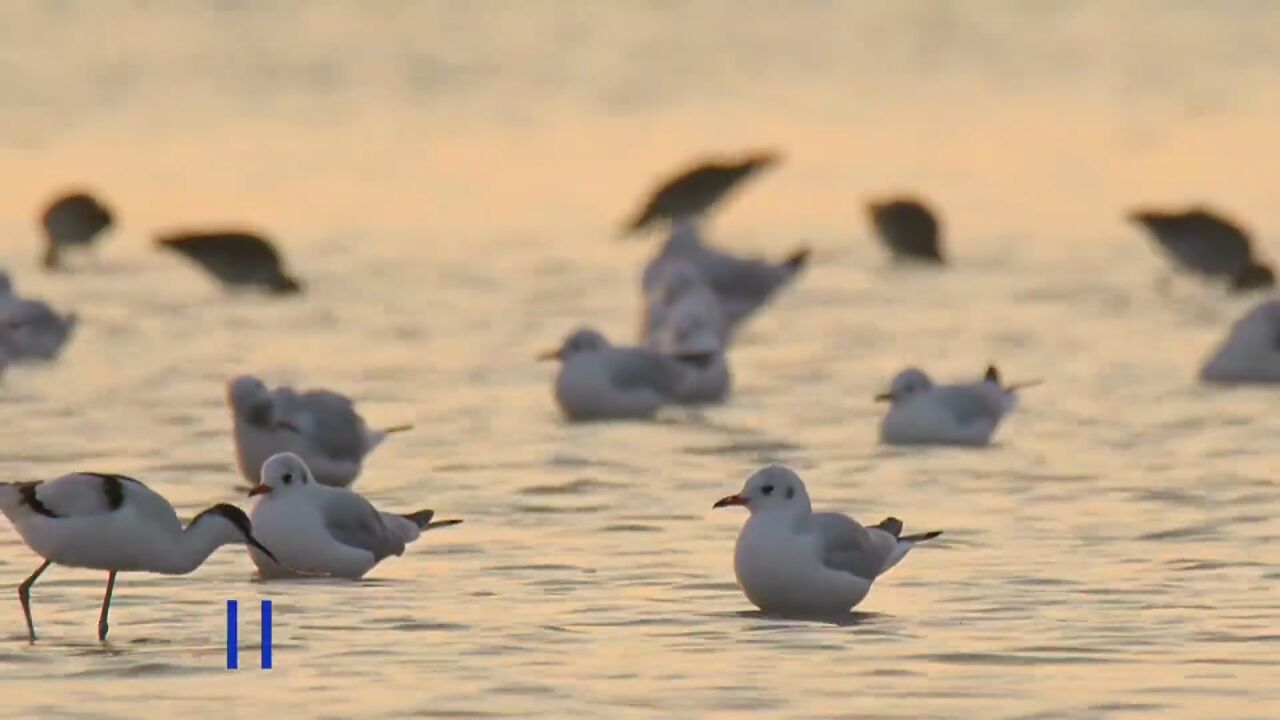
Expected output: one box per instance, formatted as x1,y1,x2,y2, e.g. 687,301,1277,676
643,272,732,404
1200,298,1280,384
540,327,690,421
621,150,781,235
156,230,303,294
1129,207,1274,292
247,453,461,579
227,375,411,488
0,472,275,642
0,270,77,361
867,197,945,263
642,220,809,331
876,365,1036,446
39,190,113,270
713,465,941,616
640,258,729,347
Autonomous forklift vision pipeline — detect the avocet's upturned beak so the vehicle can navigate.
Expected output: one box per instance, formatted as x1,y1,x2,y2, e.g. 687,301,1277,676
246,534,279,563
247,485,272,497
713,494,748,509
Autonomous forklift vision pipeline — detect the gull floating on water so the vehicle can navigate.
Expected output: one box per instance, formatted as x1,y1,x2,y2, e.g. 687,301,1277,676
157,230,303,294
0,472,274,642
713,465,941,616
877,365,1035,446
621,150,781,235
868,196,945,264
0,269,77,361
642,267,732,404
247,453,460,579
1200,298,1280,384
642,220,809,331
228,375,412,488
640,258,729,346
39,190,113,270
541,327,690,421
1129,207,1274,292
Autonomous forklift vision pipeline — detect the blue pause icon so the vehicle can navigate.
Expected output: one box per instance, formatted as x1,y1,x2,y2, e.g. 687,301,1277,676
226,600,273,670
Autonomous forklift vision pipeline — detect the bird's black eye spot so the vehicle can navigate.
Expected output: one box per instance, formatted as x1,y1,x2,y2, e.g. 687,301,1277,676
785,486,795,499
282,473,292,485
762,484,774,496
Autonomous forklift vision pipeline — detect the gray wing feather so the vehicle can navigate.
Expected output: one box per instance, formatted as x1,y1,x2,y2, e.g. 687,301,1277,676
321,491,405,561
281,389,368,461
606,347,684,396
934,385,1002,426
814,512,899,581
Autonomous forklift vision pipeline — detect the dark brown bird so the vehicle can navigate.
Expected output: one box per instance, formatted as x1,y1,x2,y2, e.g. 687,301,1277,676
156,231,302,294
39,191,114,270
621,150,781,235
1129,207,1273,292
868,197,944,263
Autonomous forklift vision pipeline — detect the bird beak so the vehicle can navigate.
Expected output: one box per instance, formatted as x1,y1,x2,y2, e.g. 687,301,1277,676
713,494,748,509
247,485,272,497
276,419,301,434
537,348,561,362
246,534,279,563
874,392,893,402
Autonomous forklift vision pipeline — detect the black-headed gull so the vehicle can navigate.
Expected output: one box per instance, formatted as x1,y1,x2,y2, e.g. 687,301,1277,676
1129,207,1274,292
1200,298,1280,384
540,327,690,421
0,472,274,642
0,270,77,361
876,365,1036,446
246,453,461,579
227,375,411,488
713,465,941,616
642,268,732,404
642,220,809,331
868,196,945,264
620,150,780,234
39,190,113,270
156,230,303,294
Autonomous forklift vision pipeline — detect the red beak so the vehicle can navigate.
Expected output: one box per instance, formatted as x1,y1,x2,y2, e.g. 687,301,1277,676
247,485,272,497
713,494,748,509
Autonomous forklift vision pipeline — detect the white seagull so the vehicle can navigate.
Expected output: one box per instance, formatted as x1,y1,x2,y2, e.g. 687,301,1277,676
1200,298,1280,383
642,220,809,331
876,365,1036,447
713,465,941,616
246,453,461,579
640,258,729,346
540,327,690,421
0,270,77,361
644,291,732,405
0,472,275,642
227,375,412,488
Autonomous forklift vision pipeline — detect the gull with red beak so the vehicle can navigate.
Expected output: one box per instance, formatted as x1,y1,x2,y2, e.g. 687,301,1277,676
876,365,1037,447
246,452,461,579
713,465,941,616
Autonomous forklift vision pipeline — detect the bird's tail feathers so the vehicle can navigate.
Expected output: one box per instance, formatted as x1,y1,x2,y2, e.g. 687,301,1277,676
425,519,463,531
900,530,943,544
381,423,414,434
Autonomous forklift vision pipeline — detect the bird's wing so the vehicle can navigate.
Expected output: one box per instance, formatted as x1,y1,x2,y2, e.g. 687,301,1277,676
813,512,900,581
11,473,178,527
320,489,405,561
606,347,685,396
156,232,284,283
933,385,1005,426
287,390,368,461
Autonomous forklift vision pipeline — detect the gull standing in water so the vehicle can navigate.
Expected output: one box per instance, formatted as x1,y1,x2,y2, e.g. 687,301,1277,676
877,365,1036,446
621,150,781,235
0,472,275,642
0,270,77,361
227,375,412,488
247,453,461,579
642,220,809,331
1200,298,1280,384
867,196,945,264
713,465,941,616
541,327,689,421
39,190,113,270
157,230,303,294
1129,207,1274,292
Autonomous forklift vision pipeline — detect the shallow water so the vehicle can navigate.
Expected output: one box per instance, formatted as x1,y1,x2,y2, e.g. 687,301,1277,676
1,2,1279,718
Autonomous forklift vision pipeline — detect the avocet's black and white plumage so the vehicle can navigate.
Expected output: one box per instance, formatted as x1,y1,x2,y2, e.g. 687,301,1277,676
156,230,303,294
247,453,461,579
39,190,114,270
0,473,276,642
621,150,781,234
